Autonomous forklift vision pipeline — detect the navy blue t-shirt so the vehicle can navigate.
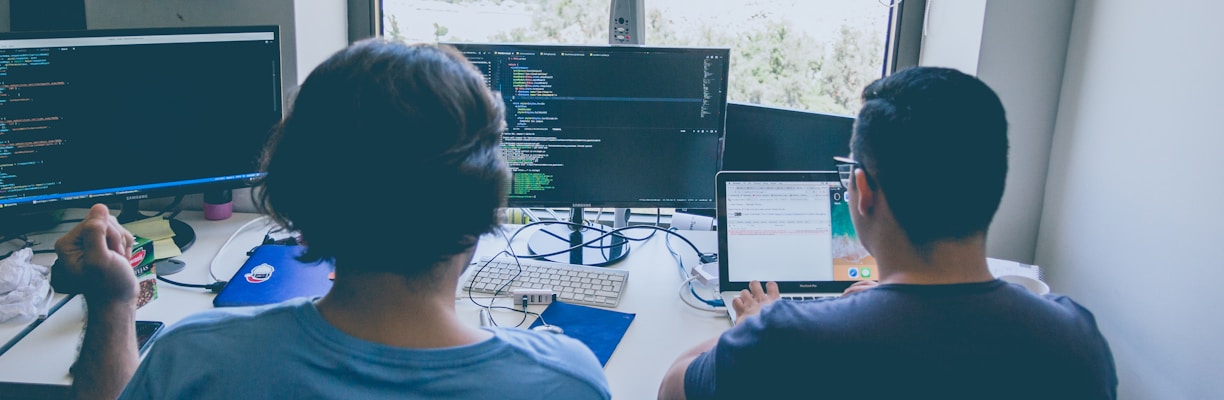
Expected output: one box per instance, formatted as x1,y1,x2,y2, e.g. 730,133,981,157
685,280,1117,399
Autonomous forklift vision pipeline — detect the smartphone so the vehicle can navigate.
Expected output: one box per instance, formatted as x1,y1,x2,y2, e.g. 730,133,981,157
135,321,165,355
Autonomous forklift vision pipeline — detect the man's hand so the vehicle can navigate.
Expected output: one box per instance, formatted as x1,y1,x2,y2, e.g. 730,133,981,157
51,204,138,305
731,280,780,325
842,279,879,297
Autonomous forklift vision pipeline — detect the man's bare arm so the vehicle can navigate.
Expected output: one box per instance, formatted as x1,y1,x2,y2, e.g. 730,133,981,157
658,337,718,400
52,204,141,400
71,300,138,400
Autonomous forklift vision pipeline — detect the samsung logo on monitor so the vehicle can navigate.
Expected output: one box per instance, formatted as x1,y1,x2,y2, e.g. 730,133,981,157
125,194,149,200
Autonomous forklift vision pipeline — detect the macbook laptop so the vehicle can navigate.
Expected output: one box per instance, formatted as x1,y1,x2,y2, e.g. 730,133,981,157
716,171,877,324
213,245,334,307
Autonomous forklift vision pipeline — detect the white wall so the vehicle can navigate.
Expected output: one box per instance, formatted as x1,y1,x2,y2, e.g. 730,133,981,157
294,0,349,84
0,1,9,32
1037,0,1224,398
83,0,301,98
917,0,1075,265
918,0,987,73
975,1,1076,264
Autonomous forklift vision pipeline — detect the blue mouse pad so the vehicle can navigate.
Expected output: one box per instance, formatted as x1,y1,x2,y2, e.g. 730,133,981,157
528,301,635,367
213,245,334,307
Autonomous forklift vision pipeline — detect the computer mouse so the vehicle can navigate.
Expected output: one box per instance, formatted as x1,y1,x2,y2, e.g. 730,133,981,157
531,324,564,335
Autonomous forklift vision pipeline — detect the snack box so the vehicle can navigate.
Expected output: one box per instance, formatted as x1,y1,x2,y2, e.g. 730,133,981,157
130,235,157,308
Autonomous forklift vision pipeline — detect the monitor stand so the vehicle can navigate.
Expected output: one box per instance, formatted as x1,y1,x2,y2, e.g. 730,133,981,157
526,208,629,267
116,199,195,275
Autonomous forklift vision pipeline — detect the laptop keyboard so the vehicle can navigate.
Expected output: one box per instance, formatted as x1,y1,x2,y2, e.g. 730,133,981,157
462,256,628,308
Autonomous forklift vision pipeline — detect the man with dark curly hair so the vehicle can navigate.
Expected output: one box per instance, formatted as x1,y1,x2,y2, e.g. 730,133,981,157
53,39,609,400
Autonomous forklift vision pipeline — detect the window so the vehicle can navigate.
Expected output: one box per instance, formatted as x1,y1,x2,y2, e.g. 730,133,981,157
379,0,898,116
382,0,608,45
370,0,918,219
646,1,892,115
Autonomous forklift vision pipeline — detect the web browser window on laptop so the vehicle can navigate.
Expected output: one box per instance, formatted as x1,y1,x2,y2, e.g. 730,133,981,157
724,179,835,282
715,171,877,323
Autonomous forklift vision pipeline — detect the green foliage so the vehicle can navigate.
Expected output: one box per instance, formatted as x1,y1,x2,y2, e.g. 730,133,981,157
819,24,885,115
491,0,608,44
401,0,885,114
386,14,406,42
642,5,883,114
433,22,450,43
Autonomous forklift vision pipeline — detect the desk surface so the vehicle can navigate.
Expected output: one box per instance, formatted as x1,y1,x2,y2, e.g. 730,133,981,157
0,211,730,399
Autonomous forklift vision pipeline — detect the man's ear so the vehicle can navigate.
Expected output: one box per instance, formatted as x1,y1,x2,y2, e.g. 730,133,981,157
854,169,875,216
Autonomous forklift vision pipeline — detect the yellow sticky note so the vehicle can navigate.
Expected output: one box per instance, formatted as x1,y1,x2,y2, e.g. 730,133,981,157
123,217,176,241
152,238,182,260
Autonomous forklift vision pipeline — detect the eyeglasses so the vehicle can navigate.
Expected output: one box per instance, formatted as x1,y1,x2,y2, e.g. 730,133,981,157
833,156,869,190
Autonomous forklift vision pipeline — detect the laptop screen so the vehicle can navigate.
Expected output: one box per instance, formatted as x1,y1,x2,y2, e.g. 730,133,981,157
716,171,876,293
724,179,836,282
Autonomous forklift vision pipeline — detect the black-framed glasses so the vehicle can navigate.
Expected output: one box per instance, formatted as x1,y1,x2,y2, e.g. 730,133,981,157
833,156,867,190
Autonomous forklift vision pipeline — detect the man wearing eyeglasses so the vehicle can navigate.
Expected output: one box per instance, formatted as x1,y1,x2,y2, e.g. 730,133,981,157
659,67,1117,399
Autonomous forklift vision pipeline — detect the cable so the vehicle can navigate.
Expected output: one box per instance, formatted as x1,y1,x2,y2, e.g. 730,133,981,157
507,221,704,260
149,195,184,218
156,275,226,292
679,276,723,313
519,208,541,223
463,224,567,329
209,215,271,283
469,221,717,323
664,227,690,281
663,227,724,308
465,225,532,328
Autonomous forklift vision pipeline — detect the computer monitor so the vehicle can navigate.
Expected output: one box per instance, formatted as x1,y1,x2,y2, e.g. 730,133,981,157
719,102,855,172
676,102,855,219
0,26,282,247
450,43,729,265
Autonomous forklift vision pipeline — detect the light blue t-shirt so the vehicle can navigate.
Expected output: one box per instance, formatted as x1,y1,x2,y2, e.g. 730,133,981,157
119,298,609,399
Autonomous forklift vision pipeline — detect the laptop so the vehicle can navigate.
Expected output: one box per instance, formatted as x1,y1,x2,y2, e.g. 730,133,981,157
716,171,877,324
213,245,335,307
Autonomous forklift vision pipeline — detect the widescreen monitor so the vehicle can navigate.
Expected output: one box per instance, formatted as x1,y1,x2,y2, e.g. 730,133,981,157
450,42,729,265
719,102,855,172
450,43,729,209
0,26,282,227
677,102,855,218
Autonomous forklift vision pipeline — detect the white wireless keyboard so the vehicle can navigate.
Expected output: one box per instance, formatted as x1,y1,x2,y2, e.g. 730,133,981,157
462,256,628,308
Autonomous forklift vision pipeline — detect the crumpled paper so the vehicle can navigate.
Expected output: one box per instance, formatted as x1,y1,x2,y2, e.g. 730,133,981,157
0,247,54,323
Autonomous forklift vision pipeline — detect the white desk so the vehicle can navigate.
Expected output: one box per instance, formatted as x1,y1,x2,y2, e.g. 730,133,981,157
0,211,732,399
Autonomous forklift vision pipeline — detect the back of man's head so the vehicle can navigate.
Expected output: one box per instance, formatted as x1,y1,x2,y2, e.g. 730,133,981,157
256,39,510,277
851,66,1008,248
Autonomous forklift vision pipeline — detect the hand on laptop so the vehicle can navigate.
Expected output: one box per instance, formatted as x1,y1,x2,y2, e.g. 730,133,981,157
731,280,780,325
842,280,880,297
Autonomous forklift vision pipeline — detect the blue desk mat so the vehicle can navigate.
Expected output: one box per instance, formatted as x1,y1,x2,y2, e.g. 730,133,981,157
528,301,635,366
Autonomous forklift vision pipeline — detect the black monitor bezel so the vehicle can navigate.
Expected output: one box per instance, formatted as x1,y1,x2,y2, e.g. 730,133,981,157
447,42,730,209
0,25,282,217
718,101,856,172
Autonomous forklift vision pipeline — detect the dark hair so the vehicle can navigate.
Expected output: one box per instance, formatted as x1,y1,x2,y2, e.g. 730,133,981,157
851,67,1008,247
255,39,509,279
